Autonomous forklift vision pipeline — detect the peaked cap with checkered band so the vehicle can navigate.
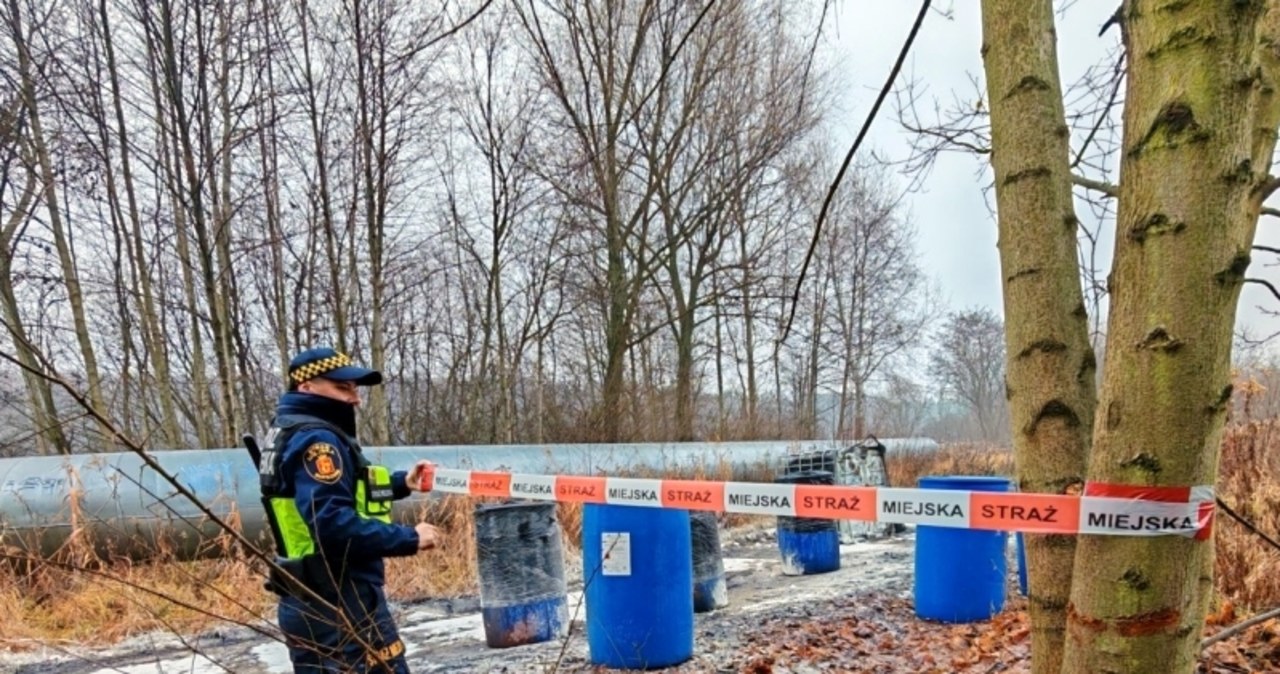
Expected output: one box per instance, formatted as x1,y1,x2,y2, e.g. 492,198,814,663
288,347,383,386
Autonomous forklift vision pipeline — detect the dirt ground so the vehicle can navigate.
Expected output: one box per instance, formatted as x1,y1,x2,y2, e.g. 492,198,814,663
9,523,1273,674
1,521,924,674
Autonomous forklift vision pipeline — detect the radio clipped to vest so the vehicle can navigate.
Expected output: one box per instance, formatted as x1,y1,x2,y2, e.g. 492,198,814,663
361,465,395,520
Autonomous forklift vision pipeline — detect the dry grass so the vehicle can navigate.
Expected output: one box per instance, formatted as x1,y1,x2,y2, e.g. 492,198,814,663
0,540,273,646
0,457,771,648
1215,420,1280,610
383,496,483,600
888,442,1016,488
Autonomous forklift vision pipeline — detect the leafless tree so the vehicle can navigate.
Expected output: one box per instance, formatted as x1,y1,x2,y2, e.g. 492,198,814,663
818,164,932,441
929,307,1008,442
868,372,933,437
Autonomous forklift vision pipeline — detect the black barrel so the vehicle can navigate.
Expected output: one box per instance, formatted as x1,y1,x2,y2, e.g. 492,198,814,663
774,470,840,575
473,501,568,647
690,511,728,612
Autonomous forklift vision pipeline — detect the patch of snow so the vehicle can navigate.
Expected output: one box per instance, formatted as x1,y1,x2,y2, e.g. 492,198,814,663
89,654,229,674
722,557,768,573
247,642,291,673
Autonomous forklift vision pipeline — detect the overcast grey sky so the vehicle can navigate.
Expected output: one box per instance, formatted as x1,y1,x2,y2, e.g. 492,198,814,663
823,0,1280,348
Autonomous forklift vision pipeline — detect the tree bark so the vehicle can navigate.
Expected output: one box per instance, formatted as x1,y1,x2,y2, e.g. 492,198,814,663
979,1,1097,671
1062,2,1269,672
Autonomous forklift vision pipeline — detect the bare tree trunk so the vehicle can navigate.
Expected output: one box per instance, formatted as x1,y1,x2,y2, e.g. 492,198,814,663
835,359,851,441
535,333,546,444
98,0,182,448
802,282,825,438
853,377,866,440
1062,2,1273,672
350,0,390,445
741,240,759,437
8,0,109,439
673,308,697,440
211,0,251,436
78,3,138,440
147,0,239,445
140,11,215,448
600,189,633,443
0,151,68,455
979,2,1097,670
296,0,348,351
254,0,290,380
713,283,727,439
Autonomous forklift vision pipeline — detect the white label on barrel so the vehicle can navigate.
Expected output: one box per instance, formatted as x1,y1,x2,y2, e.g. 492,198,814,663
723,483,796,516
1078,497,1204,536
432,469,471,494
601,532,631,576
875,487,970,527
510,473,557,501
605,478,663,507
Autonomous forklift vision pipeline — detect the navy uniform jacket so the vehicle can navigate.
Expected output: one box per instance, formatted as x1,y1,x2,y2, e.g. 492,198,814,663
274,391,419,586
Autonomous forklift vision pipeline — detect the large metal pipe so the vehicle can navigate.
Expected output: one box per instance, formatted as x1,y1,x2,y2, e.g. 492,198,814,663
0,439,939,558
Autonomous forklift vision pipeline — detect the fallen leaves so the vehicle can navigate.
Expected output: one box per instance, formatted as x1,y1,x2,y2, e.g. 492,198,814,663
1201,616,1280,673
722,596,1279,674
1205,600,1236,627
729,595,1031,673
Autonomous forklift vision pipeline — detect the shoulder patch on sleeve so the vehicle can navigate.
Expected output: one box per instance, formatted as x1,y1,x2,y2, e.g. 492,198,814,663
303,442,343,484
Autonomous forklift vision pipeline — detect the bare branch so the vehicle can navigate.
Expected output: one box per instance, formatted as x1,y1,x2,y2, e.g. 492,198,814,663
782,0,932,344
1071,172,1117,197
1245,277,1280,303
1260,175,1280,202
1069,48,1125,170
419,0,497,53
897,110,991,155
891,72,991,181
1201,605,1280,650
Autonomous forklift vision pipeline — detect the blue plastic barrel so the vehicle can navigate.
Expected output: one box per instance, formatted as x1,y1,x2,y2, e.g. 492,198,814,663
914,475,1012,622
774,471,840,575
473,502,568,648
583,504,693,669
690,511,728,612
1016,532,1027,596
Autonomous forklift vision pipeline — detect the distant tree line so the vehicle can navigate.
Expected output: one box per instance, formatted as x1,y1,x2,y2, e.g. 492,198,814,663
0,0,1010,456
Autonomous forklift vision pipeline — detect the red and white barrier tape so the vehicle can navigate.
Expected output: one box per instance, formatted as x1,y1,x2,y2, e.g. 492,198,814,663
421,468,1213,538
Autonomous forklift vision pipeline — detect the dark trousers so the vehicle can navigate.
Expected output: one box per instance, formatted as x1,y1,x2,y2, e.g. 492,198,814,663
278,579,410,673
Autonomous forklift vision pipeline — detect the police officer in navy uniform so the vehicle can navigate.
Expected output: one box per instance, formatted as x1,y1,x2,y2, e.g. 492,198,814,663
260,347,440,673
